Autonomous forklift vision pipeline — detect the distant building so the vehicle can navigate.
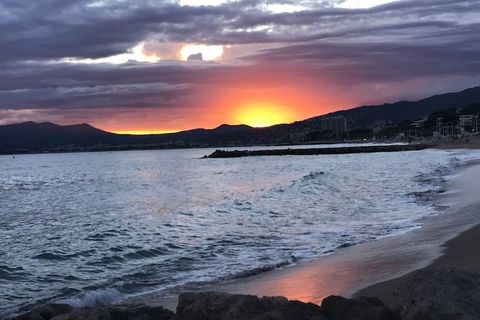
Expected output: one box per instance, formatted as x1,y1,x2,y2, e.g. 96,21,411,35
412,118,427,128
459,114,478,132
319,116,348,137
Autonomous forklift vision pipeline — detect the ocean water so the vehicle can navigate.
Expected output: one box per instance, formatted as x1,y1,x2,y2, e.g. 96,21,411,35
0,146,477,316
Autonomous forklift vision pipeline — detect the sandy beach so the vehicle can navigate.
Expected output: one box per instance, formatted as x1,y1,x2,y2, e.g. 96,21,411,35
356,156,480,299
356,223,480,300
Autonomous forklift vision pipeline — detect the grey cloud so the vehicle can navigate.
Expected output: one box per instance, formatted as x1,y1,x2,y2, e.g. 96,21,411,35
0,0,477,61
0,0,479,118
0,1,235,61
187,53,204,61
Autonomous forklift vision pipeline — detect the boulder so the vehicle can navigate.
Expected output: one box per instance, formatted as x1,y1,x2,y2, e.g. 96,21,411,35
385,268,480,320
12,267,480,320
12,304,73,320
175,292,327,320
50,305,174,320
320,295,398,320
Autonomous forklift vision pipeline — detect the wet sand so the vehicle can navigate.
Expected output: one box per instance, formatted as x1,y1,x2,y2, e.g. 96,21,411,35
355,222,480,300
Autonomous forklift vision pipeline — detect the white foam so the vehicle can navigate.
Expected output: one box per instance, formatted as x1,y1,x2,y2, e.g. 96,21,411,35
441,163,480,210
60,288,123,307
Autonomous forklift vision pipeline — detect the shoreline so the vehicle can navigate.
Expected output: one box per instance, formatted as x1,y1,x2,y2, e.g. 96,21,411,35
0,140,398,156
219,158,480,300
119,154,480,311
2,134,479,157
355,222,480,301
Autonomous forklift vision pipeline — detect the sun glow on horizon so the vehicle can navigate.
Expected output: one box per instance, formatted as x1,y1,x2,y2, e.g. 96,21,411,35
234,103,294,128
112,129,180,135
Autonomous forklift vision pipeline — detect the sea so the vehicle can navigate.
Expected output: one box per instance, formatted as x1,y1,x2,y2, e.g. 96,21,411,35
1,144,479,317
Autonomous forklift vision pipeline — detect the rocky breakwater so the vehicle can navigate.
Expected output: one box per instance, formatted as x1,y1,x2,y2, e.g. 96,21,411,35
9,267,480,320
205,144,433,158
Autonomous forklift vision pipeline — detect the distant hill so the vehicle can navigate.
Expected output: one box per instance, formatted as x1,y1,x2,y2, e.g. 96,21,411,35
0,122,117,149
315,86,480,129
1,86,480,154
0,122,259,153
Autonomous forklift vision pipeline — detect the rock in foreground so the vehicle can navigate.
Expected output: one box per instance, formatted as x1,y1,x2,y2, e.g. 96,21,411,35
381,268,480,320
9,294,396,320
175,292,398,320
10,268,480,320
320,296,398,320
175,292,326,320
12,304,73,320
10,305,174,320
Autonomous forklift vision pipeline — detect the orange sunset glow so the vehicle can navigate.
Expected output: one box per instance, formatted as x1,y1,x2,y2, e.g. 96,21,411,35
103,103,300,134
113,129,180,135
234,103,295,127
91,86,334,134
1,0,477,135
98,99,320,134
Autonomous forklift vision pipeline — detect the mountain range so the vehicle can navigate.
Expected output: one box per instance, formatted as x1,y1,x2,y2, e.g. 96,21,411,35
1,86,480,154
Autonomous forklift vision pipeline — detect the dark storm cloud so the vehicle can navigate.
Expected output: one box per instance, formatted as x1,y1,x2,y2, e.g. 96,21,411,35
1,0,476,61
0,0,479,117
0,1,235,61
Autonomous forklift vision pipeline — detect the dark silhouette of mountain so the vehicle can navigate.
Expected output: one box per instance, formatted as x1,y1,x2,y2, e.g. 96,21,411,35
1,86,480,154
158,124,254,143
315,86,480,129
0,122,117,149
0,121,257,153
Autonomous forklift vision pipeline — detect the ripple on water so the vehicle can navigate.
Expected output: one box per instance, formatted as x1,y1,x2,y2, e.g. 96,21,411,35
0,265,30,280
32,250,97,261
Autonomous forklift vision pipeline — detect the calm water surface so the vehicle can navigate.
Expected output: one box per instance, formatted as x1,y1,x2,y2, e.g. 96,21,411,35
0,146,477,316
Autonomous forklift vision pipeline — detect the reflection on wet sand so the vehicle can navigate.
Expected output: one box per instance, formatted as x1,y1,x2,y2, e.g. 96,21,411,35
211,167,480,304
213,206,480,304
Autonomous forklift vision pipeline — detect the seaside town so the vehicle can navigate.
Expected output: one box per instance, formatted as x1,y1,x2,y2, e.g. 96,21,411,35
310,105,479,143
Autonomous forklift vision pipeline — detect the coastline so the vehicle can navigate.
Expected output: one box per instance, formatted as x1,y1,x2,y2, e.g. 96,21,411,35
121,151,480,311
433,135,480,149
224,153,480,303
355,222,480,301
217,157,480,302
355,155,480,299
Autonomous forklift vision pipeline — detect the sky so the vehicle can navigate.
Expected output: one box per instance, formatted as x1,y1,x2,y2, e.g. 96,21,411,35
1,0,479,133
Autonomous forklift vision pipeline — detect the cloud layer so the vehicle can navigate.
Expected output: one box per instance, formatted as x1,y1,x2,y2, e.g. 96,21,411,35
1,0,479,130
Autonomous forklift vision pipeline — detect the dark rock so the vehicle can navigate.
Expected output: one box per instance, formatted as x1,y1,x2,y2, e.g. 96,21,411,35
206,144,432,158
51,305,174,320
175,292,327,320
408,306,453,320
12,304,73,320
385,268,480,320
321,295,398,320
208,150,249,158
12,267,480,320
